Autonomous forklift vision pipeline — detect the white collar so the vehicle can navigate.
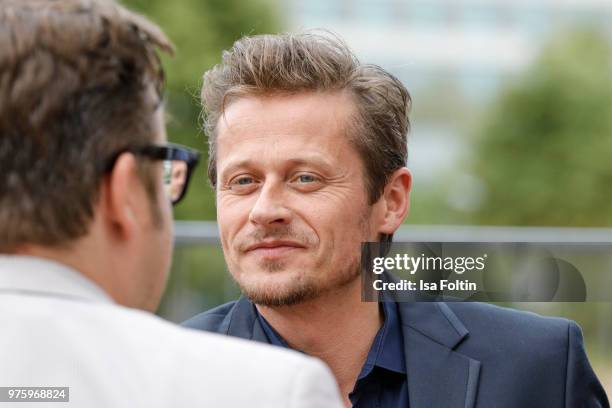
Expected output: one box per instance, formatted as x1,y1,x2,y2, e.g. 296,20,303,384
0,255,113,304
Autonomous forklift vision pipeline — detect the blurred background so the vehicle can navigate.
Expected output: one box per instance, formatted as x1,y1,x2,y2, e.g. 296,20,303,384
124,0,612,393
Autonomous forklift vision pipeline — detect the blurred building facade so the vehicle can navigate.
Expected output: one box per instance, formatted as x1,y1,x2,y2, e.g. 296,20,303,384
282,0,612,199
286,0,612,97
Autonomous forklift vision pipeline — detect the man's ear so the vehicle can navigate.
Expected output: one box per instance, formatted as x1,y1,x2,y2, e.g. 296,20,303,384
100,153,150,240
378,167,412,235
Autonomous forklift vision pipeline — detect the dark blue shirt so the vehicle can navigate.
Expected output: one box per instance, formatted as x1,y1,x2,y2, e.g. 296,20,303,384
257,301,408,408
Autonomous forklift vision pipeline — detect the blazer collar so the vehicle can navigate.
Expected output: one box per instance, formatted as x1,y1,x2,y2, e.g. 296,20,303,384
398,301,481,408
380,271,481,407
224,295,268,343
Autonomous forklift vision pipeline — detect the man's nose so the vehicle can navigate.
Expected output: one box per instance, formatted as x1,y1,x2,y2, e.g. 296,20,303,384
248,182,292,226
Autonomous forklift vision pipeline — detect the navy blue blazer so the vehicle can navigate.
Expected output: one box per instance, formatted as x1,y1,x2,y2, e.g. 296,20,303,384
183,298,609,408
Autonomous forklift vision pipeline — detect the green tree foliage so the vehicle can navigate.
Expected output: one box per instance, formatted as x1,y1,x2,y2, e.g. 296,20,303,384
472,29,612,227
123,0,280,219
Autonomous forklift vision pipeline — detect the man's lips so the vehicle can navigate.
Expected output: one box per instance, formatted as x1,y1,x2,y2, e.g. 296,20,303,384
244,241,306,257
245,240,306,251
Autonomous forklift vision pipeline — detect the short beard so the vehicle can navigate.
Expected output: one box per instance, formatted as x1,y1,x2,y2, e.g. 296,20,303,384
238,255,362,307
243,280,318,307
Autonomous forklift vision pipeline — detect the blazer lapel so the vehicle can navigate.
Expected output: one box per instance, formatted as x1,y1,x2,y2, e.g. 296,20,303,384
398,302,481,408
224,296,269,343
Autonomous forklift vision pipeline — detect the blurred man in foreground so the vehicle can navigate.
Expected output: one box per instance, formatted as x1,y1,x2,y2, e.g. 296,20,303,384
184,32,609,407
0,2,342,407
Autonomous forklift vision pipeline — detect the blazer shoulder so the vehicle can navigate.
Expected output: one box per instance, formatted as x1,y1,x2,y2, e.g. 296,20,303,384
447,301,570,333
446,302,572,352
181,301,237,332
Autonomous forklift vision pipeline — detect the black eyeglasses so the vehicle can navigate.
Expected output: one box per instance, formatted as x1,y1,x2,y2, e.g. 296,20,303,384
104,143,200,205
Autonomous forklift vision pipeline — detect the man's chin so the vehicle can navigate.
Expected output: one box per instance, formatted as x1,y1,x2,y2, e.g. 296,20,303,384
233,270,318,307
243,287,318,307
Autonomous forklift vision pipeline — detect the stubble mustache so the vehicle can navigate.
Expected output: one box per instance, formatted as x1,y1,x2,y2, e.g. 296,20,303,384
236,225,316,252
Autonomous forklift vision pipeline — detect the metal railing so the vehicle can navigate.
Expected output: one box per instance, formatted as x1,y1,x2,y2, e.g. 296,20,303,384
174,221,612,244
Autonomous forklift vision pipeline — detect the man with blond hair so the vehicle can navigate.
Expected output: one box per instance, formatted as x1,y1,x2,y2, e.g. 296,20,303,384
0,2,343,407
185,32,609,407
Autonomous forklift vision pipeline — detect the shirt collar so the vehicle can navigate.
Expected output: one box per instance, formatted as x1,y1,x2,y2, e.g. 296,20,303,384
256,300,406,376
380,300,407,373
357,300,406,379
0,255,113,304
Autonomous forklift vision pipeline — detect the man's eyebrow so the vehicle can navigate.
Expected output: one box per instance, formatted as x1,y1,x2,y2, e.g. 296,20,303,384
218,159,253,179
219,155,336,178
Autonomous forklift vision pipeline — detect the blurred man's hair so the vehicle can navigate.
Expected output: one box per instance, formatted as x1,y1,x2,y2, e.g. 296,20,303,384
0,0,173,252
201,31,411,205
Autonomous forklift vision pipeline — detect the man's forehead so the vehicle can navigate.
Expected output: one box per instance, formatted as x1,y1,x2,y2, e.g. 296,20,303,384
216,91,356,141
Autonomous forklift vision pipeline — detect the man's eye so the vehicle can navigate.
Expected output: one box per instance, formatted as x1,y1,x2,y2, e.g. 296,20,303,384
227,176,258,194
236,177,253,185
290,173,322,191
297,174,316,183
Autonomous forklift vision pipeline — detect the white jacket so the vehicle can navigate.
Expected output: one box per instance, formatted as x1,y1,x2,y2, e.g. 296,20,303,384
0,255,343,408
